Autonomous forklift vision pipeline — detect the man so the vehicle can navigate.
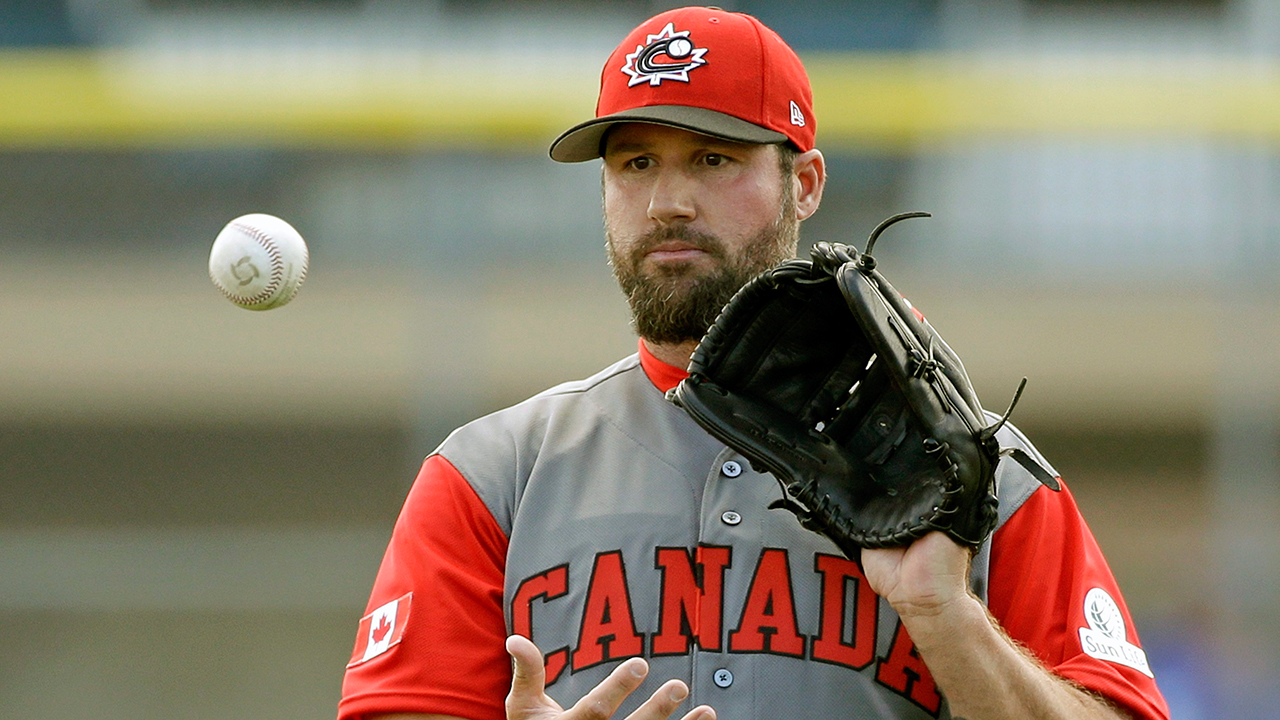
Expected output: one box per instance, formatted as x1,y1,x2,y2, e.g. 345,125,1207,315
338,7,1169,720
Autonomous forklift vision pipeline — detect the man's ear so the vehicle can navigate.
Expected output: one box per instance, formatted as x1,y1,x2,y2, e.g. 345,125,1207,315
792,149,826,221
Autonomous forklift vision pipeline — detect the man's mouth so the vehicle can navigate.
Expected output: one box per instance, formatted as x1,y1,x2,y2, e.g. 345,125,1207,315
644,240,710,262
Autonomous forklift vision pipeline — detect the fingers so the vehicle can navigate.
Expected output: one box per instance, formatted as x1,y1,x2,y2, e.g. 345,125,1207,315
507,634,548,696
862,533,974,620
623,679,714,720
507,635,717,720
594,675,717,720
677,706,716,720
860,544,906,598
507,634,569,720
565,656,651,719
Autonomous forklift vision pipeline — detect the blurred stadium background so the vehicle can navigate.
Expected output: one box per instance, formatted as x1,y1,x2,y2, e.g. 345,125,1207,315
1,0,1278,717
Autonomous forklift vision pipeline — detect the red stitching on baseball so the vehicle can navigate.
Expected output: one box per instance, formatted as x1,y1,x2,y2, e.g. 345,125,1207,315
220,222,287,306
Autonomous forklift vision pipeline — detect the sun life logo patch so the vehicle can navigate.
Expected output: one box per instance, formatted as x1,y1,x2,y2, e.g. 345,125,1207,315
620,23,709,87
1078,587,1153,678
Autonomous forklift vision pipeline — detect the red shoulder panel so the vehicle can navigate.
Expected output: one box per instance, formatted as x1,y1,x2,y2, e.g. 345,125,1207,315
338,454,510,720
988,481,1170,720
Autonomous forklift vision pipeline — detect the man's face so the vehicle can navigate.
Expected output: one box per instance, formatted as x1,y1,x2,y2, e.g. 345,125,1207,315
602,123,799,345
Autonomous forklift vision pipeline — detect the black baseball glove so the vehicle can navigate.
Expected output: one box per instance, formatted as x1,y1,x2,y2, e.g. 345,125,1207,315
670,212,1059,556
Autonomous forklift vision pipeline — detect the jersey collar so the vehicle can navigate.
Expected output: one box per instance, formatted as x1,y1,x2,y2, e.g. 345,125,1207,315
637,339,689,393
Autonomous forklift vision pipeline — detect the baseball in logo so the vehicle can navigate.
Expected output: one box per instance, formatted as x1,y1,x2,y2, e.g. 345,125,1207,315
621,23,708,87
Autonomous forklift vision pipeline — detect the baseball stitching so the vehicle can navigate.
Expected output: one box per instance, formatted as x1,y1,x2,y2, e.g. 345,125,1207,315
214,222,288,306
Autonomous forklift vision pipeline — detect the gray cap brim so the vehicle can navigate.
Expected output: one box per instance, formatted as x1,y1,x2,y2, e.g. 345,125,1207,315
549,105,788,163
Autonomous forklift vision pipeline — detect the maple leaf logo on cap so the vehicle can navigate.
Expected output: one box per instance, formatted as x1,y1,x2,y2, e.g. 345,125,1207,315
620,22,708,87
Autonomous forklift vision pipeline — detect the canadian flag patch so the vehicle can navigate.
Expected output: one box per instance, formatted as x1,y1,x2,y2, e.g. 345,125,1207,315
347,592,412,667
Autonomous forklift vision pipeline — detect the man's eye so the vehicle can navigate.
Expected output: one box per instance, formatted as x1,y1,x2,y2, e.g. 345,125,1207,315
703,153,730,167
628,157,652,170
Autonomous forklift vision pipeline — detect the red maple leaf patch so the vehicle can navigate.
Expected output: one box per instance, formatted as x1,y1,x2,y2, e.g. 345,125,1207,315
347,592,413,668
372,615,392,643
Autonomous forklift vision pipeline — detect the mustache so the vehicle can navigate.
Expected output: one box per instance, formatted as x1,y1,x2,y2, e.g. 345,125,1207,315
633,225,727,258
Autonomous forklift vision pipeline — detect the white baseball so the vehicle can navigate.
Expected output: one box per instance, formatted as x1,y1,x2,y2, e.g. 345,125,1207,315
208,213,309,311
667,37,693,58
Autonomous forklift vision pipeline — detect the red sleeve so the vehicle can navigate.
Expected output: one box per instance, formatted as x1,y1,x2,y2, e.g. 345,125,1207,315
988,481,1170,720
338,454,510,720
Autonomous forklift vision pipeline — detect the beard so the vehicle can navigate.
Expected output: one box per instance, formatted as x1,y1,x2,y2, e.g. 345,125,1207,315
607,194,799,346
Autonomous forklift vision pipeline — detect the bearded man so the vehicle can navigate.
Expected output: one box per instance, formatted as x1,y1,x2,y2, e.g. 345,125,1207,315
338,7,1169,720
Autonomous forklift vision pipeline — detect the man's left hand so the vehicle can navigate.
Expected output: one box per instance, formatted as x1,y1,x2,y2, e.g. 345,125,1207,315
860,531,974,619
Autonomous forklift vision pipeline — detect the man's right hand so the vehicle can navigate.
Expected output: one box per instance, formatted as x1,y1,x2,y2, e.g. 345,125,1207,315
505,635,716,720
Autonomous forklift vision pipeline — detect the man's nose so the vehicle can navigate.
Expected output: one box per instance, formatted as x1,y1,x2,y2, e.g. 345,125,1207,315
647,168,697,225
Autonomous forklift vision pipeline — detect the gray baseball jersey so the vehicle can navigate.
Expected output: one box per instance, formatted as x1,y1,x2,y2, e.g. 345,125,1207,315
338,349,1168,720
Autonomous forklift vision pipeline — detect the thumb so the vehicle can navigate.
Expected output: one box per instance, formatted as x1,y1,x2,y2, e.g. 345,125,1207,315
506,634,556,715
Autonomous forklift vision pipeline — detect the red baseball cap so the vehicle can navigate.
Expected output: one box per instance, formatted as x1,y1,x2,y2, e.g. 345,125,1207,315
549,6,815,162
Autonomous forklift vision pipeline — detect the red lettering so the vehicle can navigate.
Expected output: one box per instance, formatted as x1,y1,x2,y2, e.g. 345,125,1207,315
544,647,568,684
511,565,570,685
572,551,644,670
876,621,942,716
811,554,878,670
652,545,732,655
728,548,805,657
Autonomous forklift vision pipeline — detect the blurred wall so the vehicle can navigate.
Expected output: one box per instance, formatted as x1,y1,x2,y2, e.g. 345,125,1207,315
2,1,1278,718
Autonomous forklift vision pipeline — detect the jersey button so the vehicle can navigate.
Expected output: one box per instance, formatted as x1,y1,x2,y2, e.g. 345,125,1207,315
721,510,742,526
720,460,742,478
712,668,734,688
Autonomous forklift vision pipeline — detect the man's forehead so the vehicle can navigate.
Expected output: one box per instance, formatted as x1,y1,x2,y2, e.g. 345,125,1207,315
603,122,764,154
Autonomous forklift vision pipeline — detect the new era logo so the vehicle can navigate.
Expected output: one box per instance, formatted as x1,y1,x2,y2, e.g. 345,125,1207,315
789,101,806,127
348,592,412,667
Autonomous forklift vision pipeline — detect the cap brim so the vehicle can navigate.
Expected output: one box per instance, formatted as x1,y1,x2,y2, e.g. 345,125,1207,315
549,105,788,163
